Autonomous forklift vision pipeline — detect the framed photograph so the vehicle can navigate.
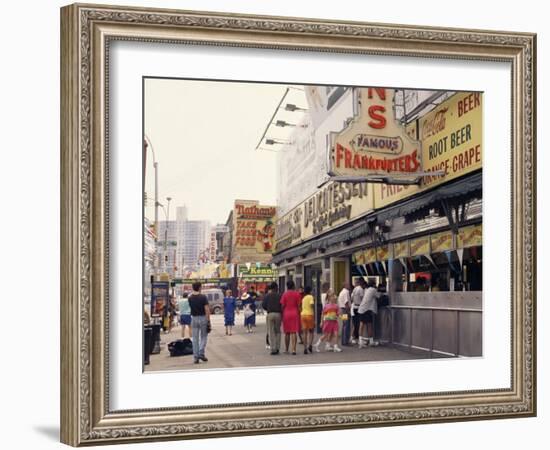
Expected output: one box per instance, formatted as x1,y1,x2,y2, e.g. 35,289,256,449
60,3,536,446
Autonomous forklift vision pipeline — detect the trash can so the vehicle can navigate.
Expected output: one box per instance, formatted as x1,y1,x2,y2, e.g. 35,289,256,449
150,323,161,354
143,326,152,365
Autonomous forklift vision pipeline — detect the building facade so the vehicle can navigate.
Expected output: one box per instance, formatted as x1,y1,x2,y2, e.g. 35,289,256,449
274,87,483,357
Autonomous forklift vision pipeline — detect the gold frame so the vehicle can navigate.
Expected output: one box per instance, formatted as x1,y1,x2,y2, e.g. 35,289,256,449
60,3,536,446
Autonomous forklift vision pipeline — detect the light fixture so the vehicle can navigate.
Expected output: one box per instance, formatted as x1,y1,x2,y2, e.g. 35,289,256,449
265,138,291,146
283,103,307,112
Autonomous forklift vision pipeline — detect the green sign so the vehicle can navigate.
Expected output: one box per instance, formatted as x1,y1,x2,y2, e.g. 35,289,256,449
237,265,276,278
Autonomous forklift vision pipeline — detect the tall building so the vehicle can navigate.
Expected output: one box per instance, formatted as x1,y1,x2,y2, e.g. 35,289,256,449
180,220,211,271
156,220,177,276
176,206,188,275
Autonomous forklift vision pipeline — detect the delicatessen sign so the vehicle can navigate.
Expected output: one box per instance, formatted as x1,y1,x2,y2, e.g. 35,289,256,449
275,181,373,252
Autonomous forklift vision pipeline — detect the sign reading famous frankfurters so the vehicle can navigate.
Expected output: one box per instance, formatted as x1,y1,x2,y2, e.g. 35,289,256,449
329,88,423,178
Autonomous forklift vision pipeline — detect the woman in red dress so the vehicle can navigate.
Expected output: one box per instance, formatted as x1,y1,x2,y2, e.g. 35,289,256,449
280,280,302,355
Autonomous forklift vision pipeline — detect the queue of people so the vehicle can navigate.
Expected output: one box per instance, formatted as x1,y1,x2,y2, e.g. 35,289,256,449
169,278,382,365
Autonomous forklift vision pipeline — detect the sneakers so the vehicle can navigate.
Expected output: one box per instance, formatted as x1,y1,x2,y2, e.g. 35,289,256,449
332,345,342,352
313,343,320,353
350,339,357,345
324,343,332,351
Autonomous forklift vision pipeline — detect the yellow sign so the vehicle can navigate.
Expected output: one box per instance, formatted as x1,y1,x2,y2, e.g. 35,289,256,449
394,240,410,258
430,231,454,252
364,247,377,263
457,224,482,248
410,236,430,256
233,200,276,264
275,182,374,252
353,249,365,265
374,92,482,208
377,244,392,261
330,88,422,178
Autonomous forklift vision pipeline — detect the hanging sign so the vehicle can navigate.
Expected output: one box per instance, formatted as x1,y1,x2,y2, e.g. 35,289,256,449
364,247,377,263
430,230,454,252
410,236,430,256
394,240,410,258
329,88,422,178
376,244,392,261
457,224,482,248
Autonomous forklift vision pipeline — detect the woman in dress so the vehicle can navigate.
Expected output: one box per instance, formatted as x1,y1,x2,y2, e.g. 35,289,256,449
223,289,237,335
280,280,302,355
241,292,256,333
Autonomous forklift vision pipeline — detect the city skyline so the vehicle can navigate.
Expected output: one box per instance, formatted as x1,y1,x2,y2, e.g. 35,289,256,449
144,78,307,226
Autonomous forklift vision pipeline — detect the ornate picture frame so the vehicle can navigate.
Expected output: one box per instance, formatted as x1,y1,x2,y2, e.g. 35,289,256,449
60,3,536,446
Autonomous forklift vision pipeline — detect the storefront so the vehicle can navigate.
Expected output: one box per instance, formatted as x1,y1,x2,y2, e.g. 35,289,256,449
236,264,278,296
274,89,483,356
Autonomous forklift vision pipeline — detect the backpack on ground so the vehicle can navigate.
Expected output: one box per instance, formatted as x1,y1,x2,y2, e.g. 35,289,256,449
168,338,193,357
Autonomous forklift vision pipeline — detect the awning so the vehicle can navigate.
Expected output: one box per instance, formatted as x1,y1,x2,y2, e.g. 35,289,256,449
375,171,482,223
273,171,481,264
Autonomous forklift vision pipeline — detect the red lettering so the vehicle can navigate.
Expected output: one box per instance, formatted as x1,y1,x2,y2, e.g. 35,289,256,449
367,88,386,100
345,149,352,168
368,105,386,129
336,144,344,168
353,153,361,169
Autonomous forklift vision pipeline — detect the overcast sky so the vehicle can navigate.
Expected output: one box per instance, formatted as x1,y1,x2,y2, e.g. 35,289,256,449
144,78,306,225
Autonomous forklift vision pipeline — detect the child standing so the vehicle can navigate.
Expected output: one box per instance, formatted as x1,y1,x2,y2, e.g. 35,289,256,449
313,289,342,352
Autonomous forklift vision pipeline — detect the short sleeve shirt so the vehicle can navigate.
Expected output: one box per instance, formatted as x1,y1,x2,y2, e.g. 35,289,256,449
322,303,339,321
188,293,208,316
178,298,191,315
300,294,315,316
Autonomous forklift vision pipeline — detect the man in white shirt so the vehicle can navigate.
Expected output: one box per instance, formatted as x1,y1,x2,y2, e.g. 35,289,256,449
350,278,366,344
358,281,380,348
337,282,351,346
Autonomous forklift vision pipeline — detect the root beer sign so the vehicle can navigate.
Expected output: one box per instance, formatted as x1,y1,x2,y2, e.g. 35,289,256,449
375,91,483,207
329,88,422,177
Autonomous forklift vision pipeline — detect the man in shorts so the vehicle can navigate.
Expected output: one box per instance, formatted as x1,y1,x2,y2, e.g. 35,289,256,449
358,281,380,348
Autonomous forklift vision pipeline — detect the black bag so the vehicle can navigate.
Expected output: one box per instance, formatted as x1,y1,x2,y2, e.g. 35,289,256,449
377,294,389,308
168,338,193,357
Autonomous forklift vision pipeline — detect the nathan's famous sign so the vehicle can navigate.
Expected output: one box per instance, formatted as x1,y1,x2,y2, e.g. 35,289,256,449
232,200,276,264
329,88,422,178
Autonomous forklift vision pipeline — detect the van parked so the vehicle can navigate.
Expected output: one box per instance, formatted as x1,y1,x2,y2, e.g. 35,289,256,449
202,288,224,314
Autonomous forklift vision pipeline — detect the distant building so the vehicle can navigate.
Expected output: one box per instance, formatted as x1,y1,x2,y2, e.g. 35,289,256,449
157,220,177,276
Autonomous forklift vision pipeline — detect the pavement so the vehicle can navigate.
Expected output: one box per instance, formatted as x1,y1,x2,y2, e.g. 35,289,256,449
145,313,424,372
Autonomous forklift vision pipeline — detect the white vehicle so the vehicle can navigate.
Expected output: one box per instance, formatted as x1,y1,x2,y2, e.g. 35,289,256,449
202,288,224,314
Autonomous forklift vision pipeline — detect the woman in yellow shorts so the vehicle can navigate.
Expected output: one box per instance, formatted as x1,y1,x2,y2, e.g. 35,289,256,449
300,286,315,354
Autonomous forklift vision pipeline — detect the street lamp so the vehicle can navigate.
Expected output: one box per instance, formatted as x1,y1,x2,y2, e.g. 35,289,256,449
144,135,160,276
162,196,172,274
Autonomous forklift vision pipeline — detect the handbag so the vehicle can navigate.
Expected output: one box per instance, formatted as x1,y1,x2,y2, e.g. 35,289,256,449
244,305,254,318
